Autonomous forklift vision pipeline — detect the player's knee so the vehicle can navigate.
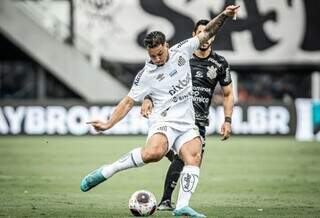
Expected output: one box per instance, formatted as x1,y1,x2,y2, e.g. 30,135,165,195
183,150,201,166
190,151,202,165
141,146,165,163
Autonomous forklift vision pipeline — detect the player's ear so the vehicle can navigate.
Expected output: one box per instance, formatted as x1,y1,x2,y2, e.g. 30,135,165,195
192,31,196,37
165,42,169,48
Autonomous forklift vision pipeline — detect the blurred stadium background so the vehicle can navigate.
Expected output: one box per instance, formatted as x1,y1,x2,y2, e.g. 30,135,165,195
0,0,319,217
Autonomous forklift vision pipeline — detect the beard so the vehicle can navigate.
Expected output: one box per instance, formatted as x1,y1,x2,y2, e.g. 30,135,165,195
199,42,212,51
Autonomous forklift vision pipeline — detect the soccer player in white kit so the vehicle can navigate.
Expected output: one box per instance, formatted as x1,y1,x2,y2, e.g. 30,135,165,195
81,5,239,217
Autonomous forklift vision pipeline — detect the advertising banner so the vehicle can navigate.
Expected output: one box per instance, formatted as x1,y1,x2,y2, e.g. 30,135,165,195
0,104,294,136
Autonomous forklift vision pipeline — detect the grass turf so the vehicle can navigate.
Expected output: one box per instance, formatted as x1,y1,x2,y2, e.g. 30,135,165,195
0,136,319,217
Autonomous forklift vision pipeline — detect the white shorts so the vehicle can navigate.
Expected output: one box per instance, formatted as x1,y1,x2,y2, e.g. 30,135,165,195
147,122,200,153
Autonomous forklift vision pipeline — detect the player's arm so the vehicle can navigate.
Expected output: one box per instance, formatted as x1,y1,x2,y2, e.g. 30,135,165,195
221,84,234,140
197,5,239,46
88,96,135,132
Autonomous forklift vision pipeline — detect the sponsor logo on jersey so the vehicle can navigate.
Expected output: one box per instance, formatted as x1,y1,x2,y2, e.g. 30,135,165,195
157,125,167,132
193,96,210,103
169,69,177,77
134,69,144,85
156,73,165,81
195,71,203,78
193,86,211,93
206,66,217,80
193,89,210,103
168,74,191,95
177,56,186,66
171,92,192,103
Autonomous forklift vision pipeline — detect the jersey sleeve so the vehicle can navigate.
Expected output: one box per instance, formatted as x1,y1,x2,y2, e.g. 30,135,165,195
171,37,200,59
128,68,151,102
218,57,232,86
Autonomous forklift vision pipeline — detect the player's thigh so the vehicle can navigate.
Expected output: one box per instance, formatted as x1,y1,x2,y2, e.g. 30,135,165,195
142,133,168,162
145,133,168,152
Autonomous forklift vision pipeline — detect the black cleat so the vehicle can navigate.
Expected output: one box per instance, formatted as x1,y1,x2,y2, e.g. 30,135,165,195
157,200,175,211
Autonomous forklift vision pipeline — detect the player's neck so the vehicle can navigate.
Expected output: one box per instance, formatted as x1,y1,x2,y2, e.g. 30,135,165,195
194,48,212,59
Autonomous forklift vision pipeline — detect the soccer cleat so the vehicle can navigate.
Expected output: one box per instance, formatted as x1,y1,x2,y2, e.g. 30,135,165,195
173,206,206,217
80,167,106,192
157,199,175,211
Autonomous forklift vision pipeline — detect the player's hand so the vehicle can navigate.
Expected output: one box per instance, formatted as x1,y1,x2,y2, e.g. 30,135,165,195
140,98,153,118
224,5,240,18
220,122,232,141
86,119,111,132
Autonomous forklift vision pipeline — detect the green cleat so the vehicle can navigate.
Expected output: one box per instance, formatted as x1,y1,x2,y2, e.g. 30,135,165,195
80,168,106,192
173,206,206,217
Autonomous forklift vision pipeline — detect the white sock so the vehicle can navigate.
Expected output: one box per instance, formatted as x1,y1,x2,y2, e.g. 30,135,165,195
176,165,200,210
101,147,145,178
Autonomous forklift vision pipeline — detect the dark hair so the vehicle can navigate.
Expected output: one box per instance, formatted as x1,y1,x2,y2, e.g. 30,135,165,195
193,19,210,33
144,31,166,49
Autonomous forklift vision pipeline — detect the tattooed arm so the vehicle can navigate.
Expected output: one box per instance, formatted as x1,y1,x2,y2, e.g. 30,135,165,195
197,5,240,46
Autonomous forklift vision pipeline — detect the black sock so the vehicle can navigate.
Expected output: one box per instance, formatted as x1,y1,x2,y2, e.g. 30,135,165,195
161,154,184,203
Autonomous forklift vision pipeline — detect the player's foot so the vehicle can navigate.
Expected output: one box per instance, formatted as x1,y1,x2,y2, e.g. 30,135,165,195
173,206,206,217
157,199,175,211
80,167,106,192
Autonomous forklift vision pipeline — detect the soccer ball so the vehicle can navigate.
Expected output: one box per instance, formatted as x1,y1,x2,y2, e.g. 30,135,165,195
128,190,157,216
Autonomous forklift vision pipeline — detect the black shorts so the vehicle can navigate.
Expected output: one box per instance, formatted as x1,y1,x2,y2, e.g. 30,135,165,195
197,125,206,149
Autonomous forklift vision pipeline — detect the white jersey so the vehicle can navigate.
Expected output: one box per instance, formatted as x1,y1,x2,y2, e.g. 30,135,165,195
128,37,200,130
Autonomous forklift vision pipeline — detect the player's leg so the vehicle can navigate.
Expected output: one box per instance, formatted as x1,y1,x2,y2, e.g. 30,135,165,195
165,149,175,162
173,130,205,217
158,153,184,211
198,125,206,166
159,125,206,211
176,137,202,208
80,133,169,192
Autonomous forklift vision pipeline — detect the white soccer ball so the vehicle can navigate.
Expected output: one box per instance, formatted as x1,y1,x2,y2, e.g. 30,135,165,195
128,190,157,216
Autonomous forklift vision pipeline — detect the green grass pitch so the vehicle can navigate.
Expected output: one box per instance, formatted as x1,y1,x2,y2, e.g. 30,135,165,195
0,136,319,217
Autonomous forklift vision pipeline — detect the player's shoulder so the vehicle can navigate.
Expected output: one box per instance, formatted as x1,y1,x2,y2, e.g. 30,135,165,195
170,39,189,51
133,68,146,86
211,51,228,65
133,63,156,86
170,37,198,52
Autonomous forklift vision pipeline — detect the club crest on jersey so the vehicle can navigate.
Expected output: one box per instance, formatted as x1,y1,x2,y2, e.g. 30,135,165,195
156,73,165,81
206,66,217,80
177,56,186,66
168,74,191,96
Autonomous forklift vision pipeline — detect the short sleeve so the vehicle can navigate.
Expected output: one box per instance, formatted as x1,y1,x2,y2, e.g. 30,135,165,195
218,58,232,86
171,37,200,59
128,69,150,102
